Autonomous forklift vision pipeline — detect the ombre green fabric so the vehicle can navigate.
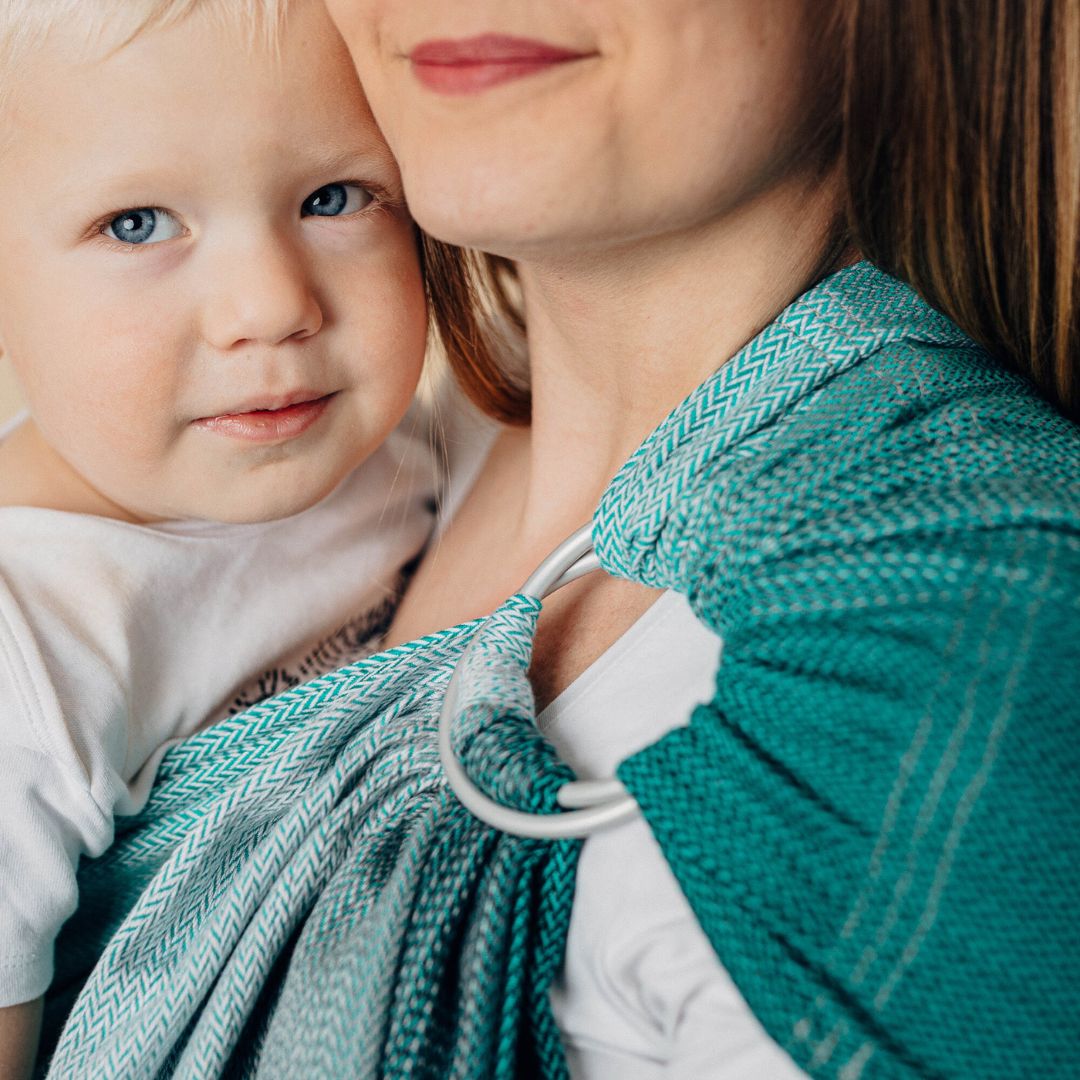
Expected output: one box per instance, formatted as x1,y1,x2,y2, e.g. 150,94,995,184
602,264,1080,1078
43,599,579,1079
44,263,1079,1079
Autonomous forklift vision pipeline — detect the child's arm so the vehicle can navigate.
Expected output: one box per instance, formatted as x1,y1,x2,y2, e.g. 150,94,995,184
0,998,42,1080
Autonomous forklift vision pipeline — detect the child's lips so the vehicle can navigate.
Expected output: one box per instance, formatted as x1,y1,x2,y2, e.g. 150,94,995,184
193,392,337,444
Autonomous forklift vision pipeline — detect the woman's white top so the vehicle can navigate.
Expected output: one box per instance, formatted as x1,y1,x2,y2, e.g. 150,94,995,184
542,592,807,1078
0,428,435,1006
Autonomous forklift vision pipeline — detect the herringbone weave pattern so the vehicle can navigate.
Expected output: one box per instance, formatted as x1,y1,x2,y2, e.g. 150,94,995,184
44,263,1079,1079
45,597,579,1078
601,264,1080,1077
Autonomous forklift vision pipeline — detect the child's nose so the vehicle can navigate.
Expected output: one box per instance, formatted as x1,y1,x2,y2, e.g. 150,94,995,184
201,237,323,349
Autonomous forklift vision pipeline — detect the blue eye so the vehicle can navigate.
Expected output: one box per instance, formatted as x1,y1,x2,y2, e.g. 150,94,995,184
105,207,182,245
301,183,372,218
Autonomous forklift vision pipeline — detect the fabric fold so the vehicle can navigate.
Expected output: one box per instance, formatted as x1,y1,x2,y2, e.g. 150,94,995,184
603,264,1080,1079
45,616,580,1079
44,262,1080,1080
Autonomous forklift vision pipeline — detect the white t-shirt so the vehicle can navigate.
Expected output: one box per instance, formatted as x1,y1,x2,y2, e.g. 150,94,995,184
0,427,436,1006
542,591,807,1079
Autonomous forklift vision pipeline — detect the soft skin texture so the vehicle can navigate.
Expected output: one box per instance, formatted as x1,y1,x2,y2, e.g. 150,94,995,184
0,1000,40,1080
320,3,1078,1077
325,0,829,258
0,0,423,1070
324,4,842,1072
0,0,426,525
329,0,844,704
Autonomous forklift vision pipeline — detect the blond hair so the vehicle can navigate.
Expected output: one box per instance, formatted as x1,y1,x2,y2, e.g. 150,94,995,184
0,0,288,107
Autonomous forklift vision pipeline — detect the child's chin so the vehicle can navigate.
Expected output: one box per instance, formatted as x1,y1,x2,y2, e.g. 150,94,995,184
207,485,341,525
190,466,355,526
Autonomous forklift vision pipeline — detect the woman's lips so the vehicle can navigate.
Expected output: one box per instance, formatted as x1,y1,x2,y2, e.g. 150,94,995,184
194,393,335,444
408,34,594,95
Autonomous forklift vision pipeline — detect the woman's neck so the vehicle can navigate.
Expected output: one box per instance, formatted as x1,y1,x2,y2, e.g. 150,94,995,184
505,168,847,545
386,172,847,656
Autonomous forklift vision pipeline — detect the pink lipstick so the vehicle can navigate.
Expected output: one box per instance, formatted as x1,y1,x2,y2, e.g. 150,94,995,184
194,392,335,444
409,34,594,95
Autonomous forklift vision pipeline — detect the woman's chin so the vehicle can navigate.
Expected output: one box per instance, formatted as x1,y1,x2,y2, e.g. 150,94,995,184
401,174,613,262
401,182,552,257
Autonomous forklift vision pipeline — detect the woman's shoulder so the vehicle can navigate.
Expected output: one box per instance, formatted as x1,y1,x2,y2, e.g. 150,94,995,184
778,265,1079,531
779,336,1080,548
819,324,1075,490
613,268,1080,1080
714,264,1080,576
726,319,1079,631
596,263,1079,599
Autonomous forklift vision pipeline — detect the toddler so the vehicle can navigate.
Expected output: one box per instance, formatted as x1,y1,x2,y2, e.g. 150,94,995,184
0,0,446,1073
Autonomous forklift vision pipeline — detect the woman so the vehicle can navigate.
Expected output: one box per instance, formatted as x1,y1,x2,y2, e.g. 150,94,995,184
325,0,1079,1074
41,1,1079,1077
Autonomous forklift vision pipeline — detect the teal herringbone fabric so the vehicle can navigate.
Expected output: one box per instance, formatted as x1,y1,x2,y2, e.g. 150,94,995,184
45,599,579,1078
45,263,1079,1079
600,264,1080,1077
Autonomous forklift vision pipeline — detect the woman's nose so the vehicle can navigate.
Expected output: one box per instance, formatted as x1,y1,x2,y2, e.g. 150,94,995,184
200,234,324,350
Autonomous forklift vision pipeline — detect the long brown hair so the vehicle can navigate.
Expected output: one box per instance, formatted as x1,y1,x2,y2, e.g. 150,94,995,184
425,0,1080,423
420,240,530,425
845,0,1080,417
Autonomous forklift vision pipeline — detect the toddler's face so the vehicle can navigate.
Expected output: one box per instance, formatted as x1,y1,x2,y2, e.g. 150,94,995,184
0,0,427,523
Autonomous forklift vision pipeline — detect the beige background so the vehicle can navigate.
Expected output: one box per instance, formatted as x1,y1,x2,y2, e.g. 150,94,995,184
0,359,22,425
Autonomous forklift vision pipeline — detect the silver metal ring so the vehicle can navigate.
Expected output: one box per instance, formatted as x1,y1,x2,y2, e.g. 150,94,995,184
437,524,639,839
